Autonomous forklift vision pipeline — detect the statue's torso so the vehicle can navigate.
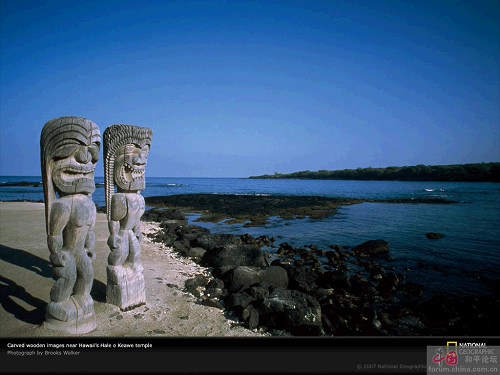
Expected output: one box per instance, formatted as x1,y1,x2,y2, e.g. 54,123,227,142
115,193,145,231
57,194,96,251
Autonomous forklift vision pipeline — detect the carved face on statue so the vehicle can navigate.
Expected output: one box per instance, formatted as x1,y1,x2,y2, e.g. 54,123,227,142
114,142,150,192
51,135,100,195
41,117,101,196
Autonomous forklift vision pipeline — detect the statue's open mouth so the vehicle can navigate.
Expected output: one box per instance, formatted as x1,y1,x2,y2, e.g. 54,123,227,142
53,162,96,194
124,162,145,182
60,165,95,184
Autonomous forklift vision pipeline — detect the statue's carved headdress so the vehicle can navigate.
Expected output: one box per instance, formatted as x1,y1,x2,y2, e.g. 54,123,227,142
40,117,101,234
103,125,153,221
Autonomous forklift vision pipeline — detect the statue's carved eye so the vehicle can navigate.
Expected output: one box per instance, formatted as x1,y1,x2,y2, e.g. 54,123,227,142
124,144,141,154
53,144,79,160
89,144,100,163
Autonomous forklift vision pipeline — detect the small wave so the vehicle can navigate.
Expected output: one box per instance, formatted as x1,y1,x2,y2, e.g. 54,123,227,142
424,188,445,192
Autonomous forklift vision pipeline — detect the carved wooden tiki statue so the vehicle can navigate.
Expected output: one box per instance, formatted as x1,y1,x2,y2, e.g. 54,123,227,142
104,125,153,310
40,117,101,334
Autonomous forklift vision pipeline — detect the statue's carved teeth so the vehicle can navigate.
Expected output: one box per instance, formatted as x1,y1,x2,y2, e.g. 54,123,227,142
62,166,94,180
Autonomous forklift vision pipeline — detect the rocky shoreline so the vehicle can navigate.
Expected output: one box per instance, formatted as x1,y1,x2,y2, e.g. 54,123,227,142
142,205,499,337
144,194,455,227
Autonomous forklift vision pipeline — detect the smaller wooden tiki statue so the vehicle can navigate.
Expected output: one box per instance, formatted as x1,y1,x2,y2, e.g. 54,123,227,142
40,116,101,334
104,124,153,310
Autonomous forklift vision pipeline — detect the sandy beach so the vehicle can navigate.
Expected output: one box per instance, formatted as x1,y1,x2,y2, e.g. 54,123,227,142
0,202,264,337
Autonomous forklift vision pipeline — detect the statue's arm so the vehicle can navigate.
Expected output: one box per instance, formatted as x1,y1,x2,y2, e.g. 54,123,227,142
133,221,142,242
133,195,145,242
47,200,70,263
107,194,127,250
85,217,96,261
107,220,120,250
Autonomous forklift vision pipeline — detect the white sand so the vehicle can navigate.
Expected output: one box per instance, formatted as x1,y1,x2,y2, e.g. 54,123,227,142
0,202,265,337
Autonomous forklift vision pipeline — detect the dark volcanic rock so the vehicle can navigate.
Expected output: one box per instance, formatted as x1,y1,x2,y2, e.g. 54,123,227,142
249,286,270,300
197,234,241,251
405,282,425,297
244,305,260,329
352,240,390,258
145,194,361,226
256,288,323,336
185,275,210,297
319,271,349,290
240,233,255,244
205,278,226,299
258,266,289,290
377,271,400,296
143,207,186,222
202,242,267,274
177,225,211,246
224,266,289,293
426,232,445,240
277,242,298,257
207,278,225,290
173,239,190,255
162,219,183,233
349,275,369,295
282,265,319,293
188,247,207,259
198,297,225,309
226,292,256,309
225,266,261,293
187,247,207,262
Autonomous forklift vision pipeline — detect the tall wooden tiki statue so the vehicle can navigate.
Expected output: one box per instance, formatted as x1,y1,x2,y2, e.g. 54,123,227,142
40,117,101,334
104,125,153,310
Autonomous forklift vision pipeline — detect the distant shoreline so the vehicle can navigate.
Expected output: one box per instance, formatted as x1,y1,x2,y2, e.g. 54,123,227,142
249,162,500,182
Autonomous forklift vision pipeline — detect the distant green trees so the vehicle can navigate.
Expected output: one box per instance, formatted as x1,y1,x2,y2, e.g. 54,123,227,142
250,163,500,182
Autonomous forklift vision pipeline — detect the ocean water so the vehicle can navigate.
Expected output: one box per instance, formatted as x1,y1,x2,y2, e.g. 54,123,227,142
1,176,499,296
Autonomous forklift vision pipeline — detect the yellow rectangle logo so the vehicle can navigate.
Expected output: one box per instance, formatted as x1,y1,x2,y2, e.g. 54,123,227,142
447,341,457,354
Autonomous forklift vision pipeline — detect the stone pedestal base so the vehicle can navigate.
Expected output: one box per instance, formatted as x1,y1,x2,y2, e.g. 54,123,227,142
106,265,146,311
44,295,96,334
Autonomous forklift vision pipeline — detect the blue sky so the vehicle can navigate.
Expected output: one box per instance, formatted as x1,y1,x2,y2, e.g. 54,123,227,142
1,0,498,177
